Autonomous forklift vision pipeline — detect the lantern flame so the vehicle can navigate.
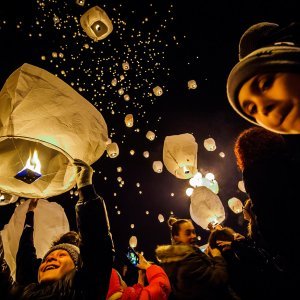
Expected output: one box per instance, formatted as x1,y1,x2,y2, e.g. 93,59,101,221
23,150,41,174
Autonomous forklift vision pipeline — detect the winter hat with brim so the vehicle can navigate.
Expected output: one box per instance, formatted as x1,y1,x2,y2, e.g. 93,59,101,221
227,22,300,125
42,243,81,268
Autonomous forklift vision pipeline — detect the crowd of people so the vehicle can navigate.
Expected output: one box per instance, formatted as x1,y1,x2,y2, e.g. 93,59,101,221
1,20,300,299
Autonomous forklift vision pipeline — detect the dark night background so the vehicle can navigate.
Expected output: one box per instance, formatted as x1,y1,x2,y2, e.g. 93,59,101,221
0,0,299,263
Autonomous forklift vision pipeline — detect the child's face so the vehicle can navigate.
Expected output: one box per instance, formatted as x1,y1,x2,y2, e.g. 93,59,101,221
238,72,300,134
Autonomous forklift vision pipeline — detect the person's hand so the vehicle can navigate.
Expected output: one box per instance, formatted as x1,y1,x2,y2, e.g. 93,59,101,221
27,198,39,212
136,253,151,270
73,159,94,189
206,245,222,257
216,240,232,251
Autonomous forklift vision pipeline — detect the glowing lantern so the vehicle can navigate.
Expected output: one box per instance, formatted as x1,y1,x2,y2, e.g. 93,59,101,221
158,214,165,223
76,0,85,6
146,130,155,141
0,63,108,198
122,62,130,71
238,180,246,193
80,6,113,42
123,94,130,101
204,138,216,151
219,152,225,158
117,167,122,172
0,199,69,280
106,142,119,158
186,187,194,196
190,186,225,230
163,133,198,179
125,114,134,127
0,192,18,206
118,88,124,95
129,235,137,248
153,86,163,96
143,151,149,158
228,197,243,214
111,78,117,86
187,80,197,89
153,161,163,173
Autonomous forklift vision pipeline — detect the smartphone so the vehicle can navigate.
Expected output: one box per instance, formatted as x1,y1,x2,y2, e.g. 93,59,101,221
126,246,139,266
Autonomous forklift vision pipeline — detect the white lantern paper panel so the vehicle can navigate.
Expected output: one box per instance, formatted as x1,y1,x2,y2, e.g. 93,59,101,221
153,86,163,96
129,235,137,248
203,138,216,151
80,6,113,42
106,142,119,158
0,199,69,280
125,114,134,127
153,160,163,173
0,63,108,198
187,80,197,89
190,186,225,229
163,133,198,179
228,197,243,214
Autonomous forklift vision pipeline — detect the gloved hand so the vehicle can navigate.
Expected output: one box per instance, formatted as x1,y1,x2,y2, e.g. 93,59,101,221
73,159,94,189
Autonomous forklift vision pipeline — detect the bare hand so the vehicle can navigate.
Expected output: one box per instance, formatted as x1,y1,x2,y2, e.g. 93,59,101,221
27,198,39,212
136,253,151,270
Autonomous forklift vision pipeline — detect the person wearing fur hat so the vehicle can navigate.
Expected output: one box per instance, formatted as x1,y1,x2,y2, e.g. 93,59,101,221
227,22,300,134
0,158,114,299
155,217,239,300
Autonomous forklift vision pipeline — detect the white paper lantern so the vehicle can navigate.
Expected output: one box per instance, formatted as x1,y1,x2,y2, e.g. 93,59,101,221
129,235,137,248
0,199,69,280
238,180,246,193
123,94,130,101
158,214,165,223
111,78,117,86
118,88,125,95
153,86,163,96
228,197,243,214
187,80,197,89
146,130,155,141
125,114,134,127
203,138,216,151
143,151,149,158
76,0,85,6
122,62,130,71
106,142,119,158
153,161,163,173
80,6,113,42
163,133,198,179
0,63,108,198
190,186,225,229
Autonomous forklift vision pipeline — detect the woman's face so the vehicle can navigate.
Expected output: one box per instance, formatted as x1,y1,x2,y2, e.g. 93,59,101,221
174,221,196,245
238,72,300,134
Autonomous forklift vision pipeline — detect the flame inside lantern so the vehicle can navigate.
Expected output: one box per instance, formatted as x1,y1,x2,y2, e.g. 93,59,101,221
23,150,41,174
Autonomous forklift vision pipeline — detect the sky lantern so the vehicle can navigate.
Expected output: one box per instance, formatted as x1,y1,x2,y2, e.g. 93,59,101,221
228,197,243,214
129,235,137,248
238,180,246,193
143,151,150,158
106,142,119,158
80,6,113,42
122,61,130,70
76,0,85,6
123,94,130,101
146,130,155,141
118,88,125,95
187,80,197,89
163,133,198,179
203,137,216,151
190,186,225,229
153,86,163,96
0,199,69,280
153,160,163,173
111,78,117,86
125,114,134,127
0,63,108,198
158,214,165,223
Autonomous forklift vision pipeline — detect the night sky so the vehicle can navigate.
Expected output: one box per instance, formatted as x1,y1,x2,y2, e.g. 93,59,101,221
0,0,299,262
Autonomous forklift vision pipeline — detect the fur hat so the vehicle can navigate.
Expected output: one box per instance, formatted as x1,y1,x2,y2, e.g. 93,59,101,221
42,243,81,268
227,22,300,124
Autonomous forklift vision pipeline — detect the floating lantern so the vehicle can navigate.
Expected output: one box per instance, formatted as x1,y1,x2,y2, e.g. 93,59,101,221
129,235,137,248
80,6,113,42
146,130,155,141
122,62,130,71
106,142,119,158
0,63,108,198
228,197,243,214
187,80,197,89
0,199,69,280
76,0,85,6
158,214,165,223
123,94,130,101
111,78,117,86
219,152,225,158
163,133,198,179
153,161,163,173
186,187,194,196
190,186,225,229
118,88,125,95
125,114,134,127
204,138,216,151
117,167,122,172
238,180,246,193
153,86,163,96
143,151,149,158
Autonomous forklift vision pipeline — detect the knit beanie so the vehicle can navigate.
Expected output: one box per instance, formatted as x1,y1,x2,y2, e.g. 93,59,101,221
226,22,300,125
42,243,81,268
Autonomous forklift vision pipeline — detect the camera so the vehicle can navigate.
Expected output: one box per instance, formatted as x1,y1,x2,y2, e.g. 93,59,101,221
126,246,139,266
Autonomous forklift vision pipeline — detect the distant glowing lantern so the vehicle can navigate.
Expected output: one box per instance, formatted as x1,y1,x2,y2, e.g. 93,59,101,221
118,88,125,95
129,149,135,155
153,86,163,96
122,62,130,70
190,186,225,230
205,172,215,181
204,138,216,151
0,63,108,198
163,133,198,179
106,142,119,158
123,94,130,101
186,187,194,196
146,130,155,141
228,197,243,214
187,80,197,89
125,114,134,127
143,151,149,158
219,152,225,158
117,167,122,172
80,6,113,42
120,75,125,81
111,78,117,86
0,199,69,280
153,161,163,173
0,192,18,206
76,0,85,6
129,235,138,248
238,180,246,193
158,214,165,223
